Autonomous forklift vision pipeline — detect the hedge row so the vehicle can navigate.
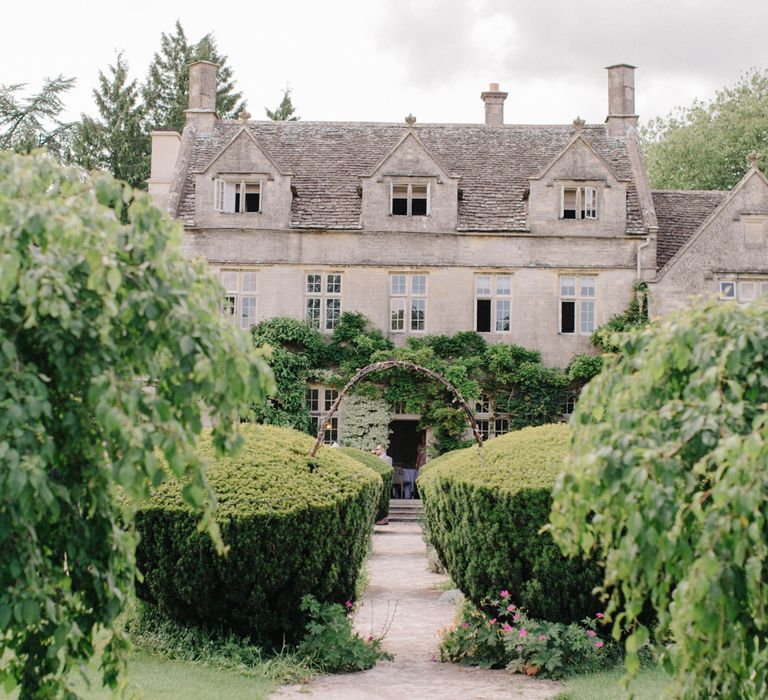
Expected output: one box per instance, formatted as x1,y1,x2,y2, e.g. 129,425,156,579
135,425,381,646
339,447,393,521
418,424,602,623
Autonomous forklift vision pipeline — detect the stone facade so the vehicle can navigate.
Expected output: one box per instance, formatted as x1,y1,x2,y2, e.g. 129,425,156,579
150,62,768,372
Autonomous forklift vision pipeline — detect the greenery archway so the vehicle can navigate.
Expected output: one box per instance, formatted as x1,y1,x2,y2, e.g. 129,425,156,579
309,359,484,458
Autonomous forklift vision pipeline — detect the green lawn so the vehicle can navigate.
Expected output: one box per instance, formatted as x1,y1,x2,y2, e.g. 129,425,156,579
1,653,274,700
557,667,671,699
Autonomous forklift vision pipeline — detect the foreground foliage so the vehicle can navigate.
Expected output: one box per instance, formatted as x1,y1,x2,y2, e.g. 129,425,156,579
135,426,381,646
550,298,768,698
0,153,273,697
440,595,617,679
419,425,602,622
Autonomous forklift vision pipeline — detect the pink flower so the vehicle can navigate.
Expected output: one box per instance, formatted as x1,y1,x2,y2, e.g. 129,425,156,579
587,630,597,638
513,613,521,622
501,623,513,633
462,622,470,628
538,635,547,641
367,635,373,641
489,618,497,625
506,604,516,612
500,589,510,599
595,641,604,649
519,628,527,638
596,612,604,619
345,600,353,609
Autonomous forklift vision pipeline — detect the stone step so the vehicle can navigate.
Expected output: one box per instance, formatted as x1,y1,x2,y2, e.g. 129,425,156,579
388,512,423,522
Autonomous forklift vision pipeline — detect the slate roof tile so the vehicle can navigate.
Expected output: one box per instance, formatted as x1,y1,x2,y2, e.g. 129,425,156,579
652,190,727,269
178,120,647,234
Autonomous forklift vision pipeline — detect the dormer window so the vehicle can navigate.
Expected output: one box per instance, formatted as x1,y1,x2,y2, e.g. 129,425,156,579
560,186,597,220
214,178,262,213
391,183,430,216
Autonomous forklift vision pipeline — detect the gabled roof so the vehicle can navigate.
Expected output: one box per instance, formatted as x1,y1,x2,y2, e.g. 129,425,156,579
652,190,726,269
363,130,459,181
654,167,768,276
195,126,288,176
176,120,647,232
528,131,627,182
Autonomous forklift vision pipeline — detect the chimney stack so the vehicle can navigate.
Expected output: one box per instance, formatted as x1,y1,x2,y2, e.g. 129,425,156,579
605,64,638,136
481,83,508,127
186,60,218,132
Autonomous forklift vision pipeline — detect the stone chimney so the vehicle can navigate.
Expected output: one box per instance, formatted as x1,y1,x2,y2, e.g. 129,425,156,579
480,83,508,127
605,64,638,136
186,60,218,132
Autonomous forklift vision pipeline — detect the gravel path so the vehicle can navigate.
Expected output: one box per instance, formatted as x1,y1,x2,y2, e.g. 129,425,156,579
274,522,562,700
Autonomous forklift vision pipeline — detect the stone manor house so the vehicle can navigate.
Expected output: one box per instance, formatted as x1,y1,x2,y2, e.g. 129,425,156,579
148,61,768,452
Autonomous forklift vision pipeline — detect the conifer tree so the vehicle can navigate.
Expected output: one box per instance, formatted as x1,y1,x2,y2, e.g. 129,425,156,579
69,53,149,189
143,20,245,132
265,87,300,121
0,75,75,159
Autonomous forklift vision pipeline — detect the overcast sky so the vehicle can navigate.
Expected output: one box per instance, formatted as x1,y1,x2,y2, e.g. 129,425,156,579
4,0,768,127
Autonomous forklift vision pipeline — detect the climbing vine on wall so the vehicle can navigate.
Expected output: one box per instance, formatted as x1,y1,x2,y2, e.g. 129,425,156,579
251,313,585,454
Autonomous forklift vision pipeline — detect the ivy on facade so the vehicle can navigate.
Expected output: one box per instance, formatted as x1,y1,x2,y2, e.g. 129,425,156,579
249,313,605,454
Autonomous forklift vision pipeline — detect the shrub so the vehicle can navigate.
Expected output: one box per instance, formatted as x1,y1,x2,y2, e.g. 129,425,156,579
440,595,618,679
135,425,381,647
550,298,768,696
339,447,393,521
418,424,601,623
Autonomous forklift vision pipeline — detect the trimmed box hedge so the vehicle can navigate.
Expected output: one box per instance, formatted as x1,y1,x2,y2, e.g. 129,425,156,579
339,447,393,521
135,425,381,646
418,423,601,623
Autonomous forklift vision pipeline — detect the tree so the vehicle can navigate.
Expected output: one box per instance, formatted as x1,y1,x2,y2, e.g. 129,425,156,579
549,298,768,698
69,53,149,189
266,87,300,121
143,20,246,132
0,75,75,160
642,68,768,190
0,152,274,697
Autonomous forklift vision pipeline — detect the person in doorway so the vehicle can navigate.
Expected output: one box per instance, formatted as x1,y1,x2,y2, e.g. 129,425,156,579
415,435,427,470
373,443,393,467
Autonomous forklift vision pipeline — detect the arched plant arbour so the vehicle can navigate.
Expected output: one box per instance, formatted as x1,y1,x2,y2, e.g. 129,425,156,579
309,360,484,460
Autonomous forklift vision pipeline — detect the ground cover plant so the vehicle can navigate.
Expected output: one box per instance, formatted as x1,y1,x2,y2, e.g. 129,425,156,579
418,424,602,623
0,153,274,698
550,298,768,698
135,425,381,646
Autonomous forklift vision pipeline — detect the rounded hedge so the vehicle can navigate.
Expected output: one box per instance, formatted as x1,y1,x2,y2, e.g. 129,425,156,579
339,447,393,521
418,424,601,623
135,425,381,646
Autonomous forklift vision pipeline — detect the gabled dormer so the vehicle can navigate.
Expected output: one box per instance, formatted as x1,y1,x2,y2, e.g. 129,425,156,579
527,126,630,236
359,126,460,231
193,125,293,229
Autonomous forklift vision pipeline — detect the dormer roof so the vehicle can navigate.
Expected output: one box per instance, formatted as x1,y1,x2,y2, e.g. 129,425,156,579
362,130,459,182
195,126,288,177
528,131,627,183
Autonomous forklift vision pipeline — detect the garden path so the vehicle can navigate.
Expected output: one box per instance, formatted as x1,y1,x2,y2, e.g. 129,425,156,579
274,522,562,700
